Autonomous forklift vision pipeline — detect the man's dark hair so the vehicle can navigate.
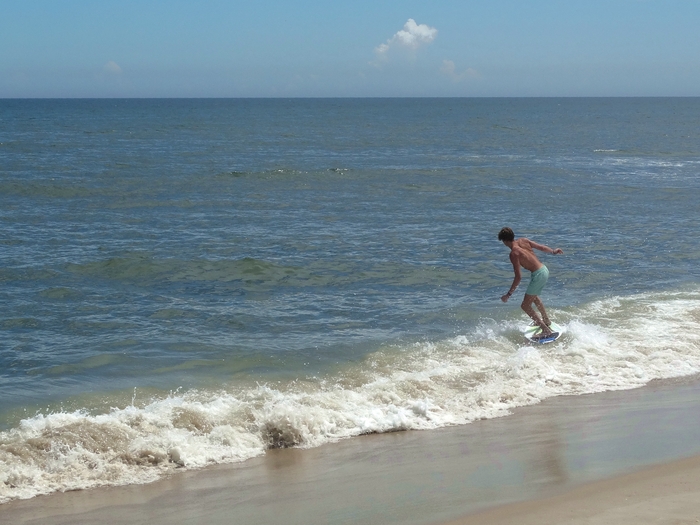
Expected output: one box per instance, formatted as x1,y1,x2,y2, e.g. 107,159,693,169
498,227,515,242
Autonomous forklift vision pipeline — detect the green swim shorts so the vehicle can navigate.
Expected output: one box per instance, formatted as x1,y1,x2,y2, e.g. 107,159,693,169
525,265,549,296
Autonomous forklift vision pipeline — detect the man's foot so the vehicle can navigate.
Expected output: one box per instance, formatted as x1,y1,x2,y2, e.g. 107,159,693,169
538,326,553,337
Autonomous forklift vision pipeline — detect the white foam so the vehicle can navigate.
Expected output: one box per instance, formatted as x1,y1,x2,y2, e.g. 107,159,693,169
2,289,700,504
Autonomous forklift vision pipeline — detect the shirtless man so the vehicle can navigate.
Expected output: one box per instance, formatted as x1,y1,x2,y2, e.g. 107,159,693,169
498,227,564,337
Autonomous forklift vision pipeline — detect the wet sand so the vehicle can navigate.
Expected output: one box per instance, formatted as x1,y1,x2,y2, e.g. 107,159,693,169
445,454,700,525
3,375,700,525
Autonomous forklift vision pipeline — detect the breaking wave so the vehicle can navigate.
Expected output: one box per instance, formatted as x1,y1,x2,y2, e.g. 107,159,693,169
2,289,700,503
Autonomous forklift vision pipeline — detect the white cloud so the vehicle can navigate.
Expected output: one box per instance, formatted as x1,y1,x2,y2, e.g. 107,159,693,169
440,59,480,82
375,19,438,57
103,61,122,74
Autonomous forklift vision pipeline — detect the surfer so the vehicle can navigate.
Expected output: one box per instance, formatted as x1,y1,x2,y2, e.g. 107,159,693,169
498,227,563,338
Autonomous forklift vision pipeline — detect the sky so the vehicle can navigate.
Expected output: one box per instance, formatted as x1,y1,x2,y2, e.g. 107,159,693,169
1,0,699,97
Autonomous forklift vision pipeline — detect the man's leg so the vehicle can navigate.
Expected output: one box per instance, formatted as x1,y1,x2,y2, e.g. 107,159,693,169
533,296,551,327
521,294,552,336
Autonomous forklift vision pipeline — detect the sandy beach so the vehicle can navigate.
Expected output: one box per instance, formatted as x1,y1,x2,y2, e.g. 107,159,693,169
446,454,700,525
2,374,700,525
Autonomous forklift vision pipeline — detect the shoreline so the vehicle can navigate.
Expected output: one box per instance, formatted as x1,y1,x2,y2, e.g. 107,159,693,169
3,374,700,524
444,454,700,525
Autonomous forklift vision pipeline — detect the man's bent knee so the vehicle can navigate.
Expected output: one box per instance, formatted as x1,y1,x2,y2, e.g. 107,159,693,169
521,294,536,310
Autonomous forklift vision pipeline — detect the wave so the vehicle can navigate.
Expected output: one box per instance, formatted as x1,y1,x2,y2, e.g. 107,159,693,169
63,255,470,290
216,168,352,178
0,181,96,199
64,255,312,287
2,289,700,503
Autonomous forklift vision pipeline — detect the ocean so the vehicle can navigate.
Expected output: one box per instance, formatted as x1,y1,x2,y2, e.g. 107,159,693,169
1,98,699,503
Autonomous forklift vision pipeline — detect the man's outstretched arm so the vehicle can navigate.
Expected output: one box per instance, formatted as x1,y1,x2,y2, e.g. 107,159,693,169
529,240,564,255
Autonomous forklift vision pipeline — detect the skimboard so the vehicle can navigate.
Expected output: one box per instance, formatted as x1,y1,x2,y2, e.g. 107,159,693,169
523,322,563,344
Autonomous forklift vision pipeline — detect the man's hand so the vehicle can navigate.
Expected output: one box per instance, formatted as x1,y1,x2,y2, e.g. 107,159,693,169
501,294,510,303
553,248,564,255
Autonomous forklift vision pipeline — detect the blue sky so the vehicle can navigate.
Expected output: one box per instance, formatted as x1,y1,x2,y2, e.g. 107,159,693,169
1,0,698,97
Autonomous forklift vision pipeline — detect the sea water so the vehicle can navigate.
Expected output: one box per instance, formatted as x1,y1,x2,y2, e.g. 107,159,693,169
1,98,699,502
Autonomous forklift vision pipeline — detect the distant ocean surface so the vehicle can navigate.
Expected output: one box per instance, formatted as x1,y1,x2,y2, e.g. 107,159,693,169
1,98,700,503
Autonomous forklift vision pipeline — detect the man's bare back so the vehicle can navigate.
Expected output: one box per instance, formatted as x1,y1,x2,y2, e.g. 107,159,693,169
510,238,550,273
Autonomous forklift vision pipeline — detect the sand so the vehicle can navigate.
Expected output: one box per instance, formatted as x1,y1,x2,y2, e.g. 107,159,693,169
2,376,700,525
446,455,700,525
